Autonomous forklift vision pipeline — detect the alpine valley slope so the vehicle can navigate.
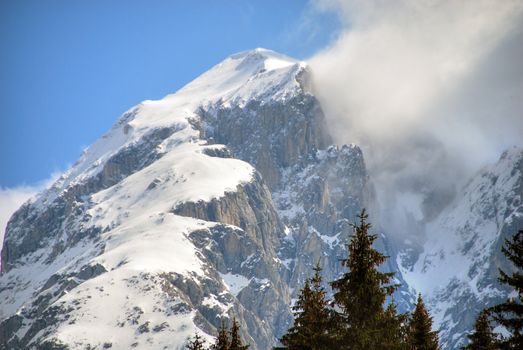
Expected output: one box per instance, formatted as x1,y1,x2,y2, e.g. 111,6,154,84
1,48,521,350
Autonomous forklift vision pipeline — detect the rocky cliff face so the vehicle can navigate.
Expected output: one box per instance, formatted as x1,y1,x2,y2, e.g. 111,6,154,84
196,64,409,313
197,91,332,190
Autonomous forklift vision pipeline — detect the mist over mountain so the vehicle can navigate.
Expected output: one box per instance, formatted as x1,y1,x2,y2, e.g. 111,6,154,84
308,0,523,238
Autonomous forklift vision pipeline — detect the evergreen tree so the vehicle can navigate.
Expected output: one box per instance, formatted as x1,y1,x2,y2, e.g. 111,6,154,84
462,310,497,350
407,294,440,350
212,320,230,350
490,230,523,349
187,333,207,350
382,300,409,350
330,209,400,350
229,317,249,350
278,262,334,350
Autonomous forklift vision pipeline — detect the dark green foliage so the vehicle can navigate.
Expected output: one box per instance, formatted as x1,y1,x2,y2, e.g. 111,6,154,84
490,230,523,349
187,333,207,350
330,209,401,350
381,301,409,350
229,318,249,350
206,317,250,350
212,320,230,350
278,262,334,350
462,310,498,350
407,294,440,350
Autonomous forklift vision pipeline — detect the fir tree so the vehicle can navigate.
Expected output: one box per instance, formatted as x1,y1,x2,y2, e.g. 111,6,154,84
229,317,249,350
489,230,523,349
462,310,497,350
187,333,207,350
330,209,401,350
382,300,409,350
212,319,230,350
278,262,334,350
407,294,440,350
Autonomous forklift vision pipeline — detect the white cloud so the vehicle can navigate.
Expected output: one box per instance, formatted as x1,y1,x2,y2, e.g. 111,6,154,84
0,173,61,265
308,0,523,236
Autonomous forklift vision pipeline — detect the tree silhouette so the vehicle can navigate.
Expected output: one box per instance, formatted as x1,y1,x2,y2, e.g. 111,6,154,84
330,209,402,350
407,294,440,350
489,230,523,349
230,317,249,350
187,333,207,350
278,262,334,349
462,310,498,350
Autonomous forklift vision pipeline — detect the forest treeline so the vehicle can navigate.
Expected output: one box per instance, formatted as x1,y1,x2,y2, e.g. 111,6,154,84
187,210,522,350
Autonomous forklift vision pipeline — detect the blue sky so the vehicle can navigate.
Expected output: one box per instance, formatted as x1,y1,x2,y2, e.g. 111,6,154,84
0,0,340,187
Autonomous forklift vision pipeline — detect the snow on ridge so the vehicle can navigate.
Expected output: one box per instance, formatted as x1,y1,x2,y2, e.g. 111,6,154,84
169,47,306,108
32,49,306,206
48,269,214,349
1,48,309,349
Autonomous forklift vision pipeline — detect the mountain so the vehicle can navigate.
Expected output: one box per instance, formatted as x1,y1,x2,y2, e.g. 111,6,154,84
0,49,376,349
399,146,523,349
1,48,520,349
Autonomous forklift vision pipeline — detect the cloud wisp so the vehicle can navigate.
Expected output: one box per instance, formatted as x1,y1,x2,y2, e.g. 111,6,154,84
308,0,523,237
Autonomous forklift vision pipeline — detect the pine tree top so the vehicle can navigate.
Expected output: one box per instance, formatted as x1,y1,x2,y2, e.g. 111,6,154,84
279,262,334,349
489,230,523,348
186,333,207,350
331,209,397,319
327,209,404,349
230,317,249,350
212,319,230,350
462,310,497,350
408,294,440,350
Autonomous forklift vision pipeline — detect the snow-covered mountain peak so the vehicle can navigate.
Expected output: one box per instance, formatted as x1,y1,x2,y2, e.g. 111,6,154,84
230,48,302,71
34,49,308,208
403,146,522,294
5,46,519,349
2,48,306,349
170,47,307,108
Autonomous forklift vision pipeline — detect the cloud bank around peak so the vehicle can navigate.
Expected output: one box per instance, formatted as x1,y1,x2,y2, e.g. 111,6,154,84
308,0,523,235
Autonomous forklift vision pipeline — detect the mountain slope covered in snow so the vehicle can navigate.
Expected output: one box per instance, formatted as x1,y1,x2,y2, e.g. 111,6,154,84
0,49,309,350
400,146,523,349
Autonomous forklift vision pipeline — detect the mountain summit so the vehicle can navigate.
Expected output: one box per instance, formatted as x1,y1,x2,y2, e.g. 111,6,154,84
0,48,353,350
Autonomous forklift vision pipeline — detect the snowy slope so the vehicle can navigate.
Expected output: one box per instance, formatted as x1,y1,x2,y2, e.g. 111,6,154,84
1,48,306,350
35,48,305,206
400,146,523,349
